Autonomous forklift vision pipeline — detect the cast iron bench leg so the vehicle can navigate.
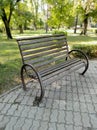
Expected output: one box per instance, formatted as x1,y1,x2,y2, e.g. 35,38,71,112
21,64,45,106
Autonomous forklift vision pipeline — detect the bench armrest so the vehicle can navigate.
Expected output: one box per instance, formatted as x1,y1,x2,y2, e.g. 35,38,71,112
21,63,44,105
67,49,89,75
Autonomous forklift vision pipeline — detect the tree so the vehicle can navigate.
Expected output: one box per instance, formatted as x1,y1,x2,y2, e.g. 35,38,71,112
13,1,32,33
30,0,40,30
76,0,97,35
46,0,74,29
0,0,21,39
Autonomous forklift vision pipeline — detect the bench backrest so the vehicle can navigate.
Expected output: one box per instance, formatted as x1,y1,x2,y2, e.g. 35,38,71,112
17,34,69,71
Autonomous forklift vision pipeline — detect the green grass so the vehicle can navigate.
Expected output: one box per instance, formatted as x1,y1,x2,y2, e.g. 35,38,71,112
0,38,22,94
67,35,97,44
0,30,97,94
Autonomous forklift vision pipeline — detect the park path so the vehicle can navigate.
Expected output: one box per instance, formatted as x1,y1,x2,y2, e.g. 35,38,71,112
0,60,97,130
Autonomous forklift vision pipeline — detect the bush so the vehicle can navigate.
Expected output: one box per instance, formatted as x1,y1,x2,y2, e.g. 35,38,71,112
95,29,97,34
71,44,97,58
52,30,67,36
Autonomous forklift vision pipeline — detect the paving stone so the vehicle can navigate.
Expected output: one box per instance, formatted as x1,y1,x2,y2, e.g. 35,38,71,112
66,93,73,101
27,97,35,106
57,123,65,130
84,94,92,103
0,115,4,122
5,117,18,130
14,95,24,104
87,103,95,113
28,106,38,119
6,104,18,116
29,120,40,130
52,100,59,109
21,96,30,105
73,101,80,112
43,108,51,121
54,91,60,100
8,94,18,103
60,91,66,100
66,124,73,130
91,95,97,104
3,93,13,103
81,113,91,128
74,112,82,126
14,117,25,130
77,87,84,94
0,103,5,111
50,109,58,122
79,94,85,102
21,106,31,118
80,102,88,113
67,86,72,93
66,101,73,111
58,110,65,123
0,97,4,102
39,121,48,130
1,104,11,114
94,103,97,112
35,107,44,120
48,90,55,99
90,113,97,128
44,90,49,98
14,105,24,116
74,126,83,130
72,93,79,101
46,99,53,108
0,116,10,130
66,111,73,125
21,118,33,130
89,88,95,94
83,87,90,94
48,122,57,130
59,100,66,110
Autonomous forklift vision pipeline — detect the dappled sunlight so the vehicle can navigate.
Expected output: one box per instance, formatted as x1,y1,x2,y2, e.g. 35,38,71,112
80,41,97,45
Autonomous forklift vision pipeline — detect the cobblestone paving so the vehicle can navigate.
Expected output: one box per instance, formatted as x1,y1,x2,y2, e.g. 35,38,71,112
0,60,97,130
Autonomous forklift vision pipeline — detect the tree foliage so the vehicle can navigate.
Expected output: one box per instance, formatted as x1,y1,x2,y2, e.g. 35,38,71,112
13,2,32,33
1,0,97,38
76,0,97,35
47,0,75,28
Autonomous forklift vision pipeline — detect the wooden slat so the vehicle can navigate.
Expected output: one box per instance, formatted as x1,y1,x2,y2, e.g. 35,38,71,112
42,60,85,81
23,47,66,61
17,34,65,41
33,54,68,68
43,62,85,86
39,59,81,77
21,39,67,52
18,35,66,46
25,50,68,65
22,45,57,56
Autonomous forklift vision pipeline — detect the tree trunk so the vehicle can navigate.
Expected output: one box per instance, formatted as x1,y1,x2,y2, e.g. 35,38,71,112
33,21,37,30
4,21,12,39
74,15,78,34
45,22,48,33
83,16,88,35
1,9,12,39
19,25,23,33
80,14,88,35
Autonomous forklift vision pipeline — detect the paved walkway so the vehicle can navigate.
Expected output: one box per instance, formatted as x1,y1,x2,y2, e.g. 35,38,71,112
0,60,97,130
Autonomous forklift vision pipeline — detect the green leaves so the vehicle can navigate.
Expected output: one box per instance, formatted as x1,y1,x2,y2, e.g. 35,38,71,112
47,0,74,28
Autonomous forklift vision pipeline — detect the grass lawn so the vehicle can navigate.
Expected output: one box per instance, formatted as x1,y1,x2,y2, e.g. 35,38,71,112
0,30,97,94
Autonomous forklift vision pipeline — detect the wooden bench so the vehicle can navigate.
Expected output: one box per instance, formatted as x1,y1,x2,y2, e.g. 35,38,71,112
17,34,89,106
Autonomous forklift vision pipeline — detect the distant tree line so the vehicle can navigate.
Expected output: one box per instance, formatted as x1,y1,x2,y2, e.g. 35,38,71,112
0,0,97,39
